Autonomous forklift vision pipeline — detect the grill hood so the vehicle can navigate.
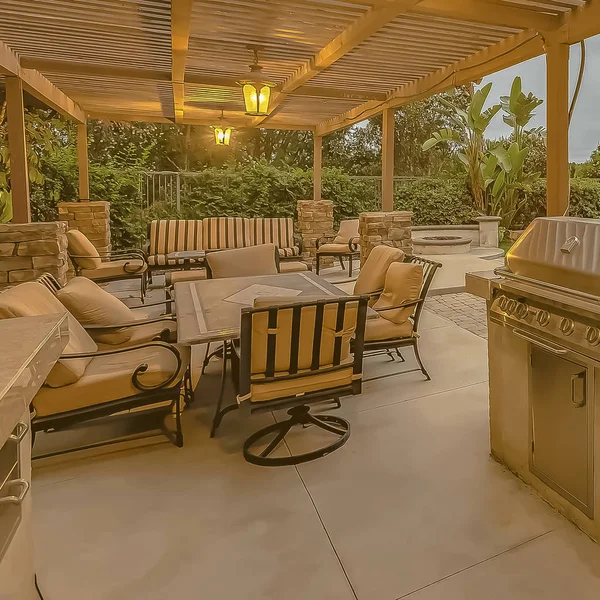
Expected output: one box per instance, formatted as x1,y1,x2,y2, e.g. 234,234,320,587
506,217,600,297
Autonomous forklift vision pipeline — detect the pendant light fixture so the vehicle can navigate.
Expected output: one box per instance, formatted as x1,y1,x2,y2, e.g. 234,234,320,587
211,110,233,146
237,46,275,116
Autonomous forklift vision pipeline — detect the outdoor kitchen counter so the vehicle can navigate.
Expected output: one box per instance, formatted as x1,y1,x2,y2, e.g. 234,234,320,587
0,314,68,446
465,270,502,301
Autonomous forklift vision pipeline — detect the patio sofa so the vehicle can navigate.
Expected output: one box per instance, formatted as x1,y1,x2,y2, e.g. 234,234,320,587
147,217,302,272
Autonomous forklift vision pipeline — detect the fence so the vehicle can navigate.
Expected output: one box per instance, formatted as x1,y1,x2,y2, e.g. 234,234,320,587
139,171,423,211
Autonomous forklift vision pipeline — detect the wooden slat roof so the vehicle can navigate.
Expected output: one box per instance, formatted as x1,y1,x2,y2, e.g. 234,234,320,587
0,0,598,133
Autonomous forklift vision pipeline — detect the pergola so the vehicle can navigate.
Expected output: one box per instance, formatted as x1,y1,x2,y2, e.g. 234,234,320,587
1,0,600,224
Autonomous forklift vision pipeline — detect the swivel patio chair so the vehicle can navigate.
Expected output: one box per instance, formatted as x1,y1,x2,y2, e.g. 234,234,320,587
316,219,360,276
0,281,191,456
360,256,442,382
37,274,177,347
212,295,368,466
66,230,149,300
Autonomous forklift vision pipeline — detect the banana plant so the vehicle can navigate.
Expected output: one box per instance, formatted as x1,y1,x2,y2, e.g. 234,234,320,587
500,76,543,147
423,83,500,210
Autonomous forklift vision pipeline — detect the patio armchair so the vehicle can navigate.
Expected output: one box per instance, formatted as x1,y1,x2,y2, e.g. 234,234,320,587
316,219,361,276
37,274,177,347
360,256,442,381
213,295,368,466
0,281,191,455
66,230,149,299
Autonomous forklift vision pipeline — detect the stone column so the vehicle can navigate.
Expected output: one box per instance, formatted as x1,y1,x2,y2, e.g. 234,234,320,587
297,199,334,266
476,216,501,248
358,211,413,265
0,222,68,287
57,201,111,254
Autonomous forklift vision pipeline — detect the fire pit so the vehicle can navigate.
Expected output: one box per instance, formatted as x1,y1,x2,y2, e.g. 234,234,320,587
412,235,471,255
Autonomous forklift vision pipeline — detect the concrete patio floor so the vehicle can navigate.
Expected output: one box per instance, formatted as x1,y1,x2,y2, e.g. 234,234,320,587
31,299,600,599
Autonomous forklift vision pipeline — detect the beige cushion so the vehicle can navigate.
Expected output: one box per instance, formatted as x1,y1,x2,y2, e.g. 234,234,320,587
66,230,102,270
373,262,423,324
207,244,278,279
278,261,308,273
165,269,207,285
365,316,414,341
33,344,190,416
0,282,97,387
333,219,359,244
353,245,405,297
56,277,134,344
80,259,147,279
317,243,353,254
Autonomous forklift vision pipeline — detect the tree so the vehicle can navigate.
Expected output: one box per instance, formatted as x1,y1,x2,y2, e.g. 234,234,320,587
422,83,501,210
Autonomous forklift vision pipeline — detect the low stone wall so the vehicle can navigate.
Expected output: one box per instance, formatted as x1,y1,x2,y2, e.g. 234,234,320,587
0,222,68,286
358,211,413,265
57,200,111,254
297,199,334,265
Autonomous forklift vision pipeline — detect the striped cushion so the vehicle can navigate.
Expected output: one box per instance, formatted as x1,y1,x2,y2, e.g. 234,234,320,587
148,220,203,255
248,218,296,251
278,246,300,258
202,217,250,250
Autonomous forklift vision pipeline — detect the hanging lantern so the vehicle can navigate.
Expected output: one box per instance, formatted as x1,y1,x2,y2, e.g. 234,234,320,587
237,48,275,116
211,110,233,146
212,125,232,146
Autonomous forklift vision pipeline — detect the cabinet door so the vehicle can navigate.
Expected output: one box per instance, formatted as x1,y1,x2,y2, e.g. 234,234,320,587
530,347,594,517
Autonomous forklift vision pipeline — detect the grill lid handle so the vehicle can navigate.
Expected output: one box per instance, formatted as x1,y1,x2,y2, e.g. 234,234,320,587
560,236,580,255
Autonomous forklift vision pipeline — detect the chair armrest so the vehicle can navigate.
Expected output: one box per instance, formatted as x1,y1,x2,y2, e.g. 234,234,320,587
83,315,176,331
348,237,360,252
61,341,184,392
373,299,423,313
294,233,303,253
316,234,335,250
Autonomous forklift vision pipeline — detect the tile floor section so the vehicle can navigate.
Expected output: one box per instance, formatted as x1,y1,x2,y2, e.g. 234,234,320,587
425,292,488,339
31,282,600,600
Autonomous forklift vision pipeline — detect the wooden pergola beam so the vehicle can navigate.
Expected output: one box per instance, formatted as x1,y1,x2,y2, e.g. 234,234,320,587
253,0,424,126
414,0,561,32
0,41,85,123
171,0,194,123
315,30,545,136
553,0,600,44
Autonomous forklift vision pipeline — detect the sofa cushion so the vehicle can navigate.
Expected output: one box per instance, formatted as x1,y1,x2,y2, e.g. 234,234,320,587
203,217,251,250
80,259,146,279
333,219,359,244
56,277,134,344
353,245,405,297
373,262,423,324
147,220,203,263
278,261,308,273
33,344,190,416
207,244,278,279
0,282,97,387
317,243,353,254
66,230,101,270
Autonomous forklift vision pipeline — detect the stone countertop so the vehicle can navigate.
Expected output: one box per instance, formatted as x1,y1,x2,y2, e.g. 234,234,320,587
0,314,68,444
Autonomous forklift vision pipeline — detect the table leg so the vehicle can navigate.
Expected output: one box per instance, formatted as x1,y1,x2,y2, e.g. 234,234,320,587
210,340,238,437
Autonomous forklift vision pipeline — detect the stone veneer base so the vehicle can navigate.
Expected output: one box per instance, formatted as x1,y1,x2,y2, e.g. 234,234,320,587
358,211,413,265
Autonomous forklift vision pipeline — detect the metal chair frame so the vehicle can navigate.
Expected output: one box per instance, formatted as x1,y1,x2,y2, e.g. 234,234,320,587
212,296,369,466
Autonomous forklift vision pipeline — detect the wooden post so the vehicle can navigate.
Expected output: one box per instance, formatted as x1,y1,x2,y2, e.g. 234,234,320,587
5,77,30,223
546,43,570,217
77,121,90,200
382,108,395,211
313,134,322,201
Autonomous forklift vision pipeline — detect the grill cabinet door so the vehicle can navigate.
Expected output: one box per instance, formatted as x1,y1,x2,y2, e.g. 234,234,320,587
530,346,593,517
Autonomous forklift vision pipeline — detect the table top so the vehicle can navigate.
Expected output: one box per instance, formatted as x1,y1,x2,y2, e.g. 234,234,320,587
167,250,206,260
174,271,347,345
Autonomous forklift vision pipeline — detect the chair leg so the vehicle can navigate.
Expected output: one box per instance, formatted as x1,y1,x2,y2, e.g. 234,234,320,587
413,341,431,381
348,255,353,277
243,405,350,467
210,341,238,437
315,254,321,275
201,342,213,375
338,256,345,270
174,388,184,447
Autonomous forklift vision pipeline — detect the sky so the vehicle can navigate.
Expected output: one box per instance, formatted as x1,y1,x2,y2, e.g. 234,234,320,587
480,34,600,163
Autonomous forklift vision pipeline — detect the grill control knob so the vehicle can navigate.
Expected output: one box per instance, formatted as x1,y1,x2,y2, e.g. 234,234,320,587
537,310,551,327
506,299,517,315
586,326,600,346
560,317,575,336
515,302,529,319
